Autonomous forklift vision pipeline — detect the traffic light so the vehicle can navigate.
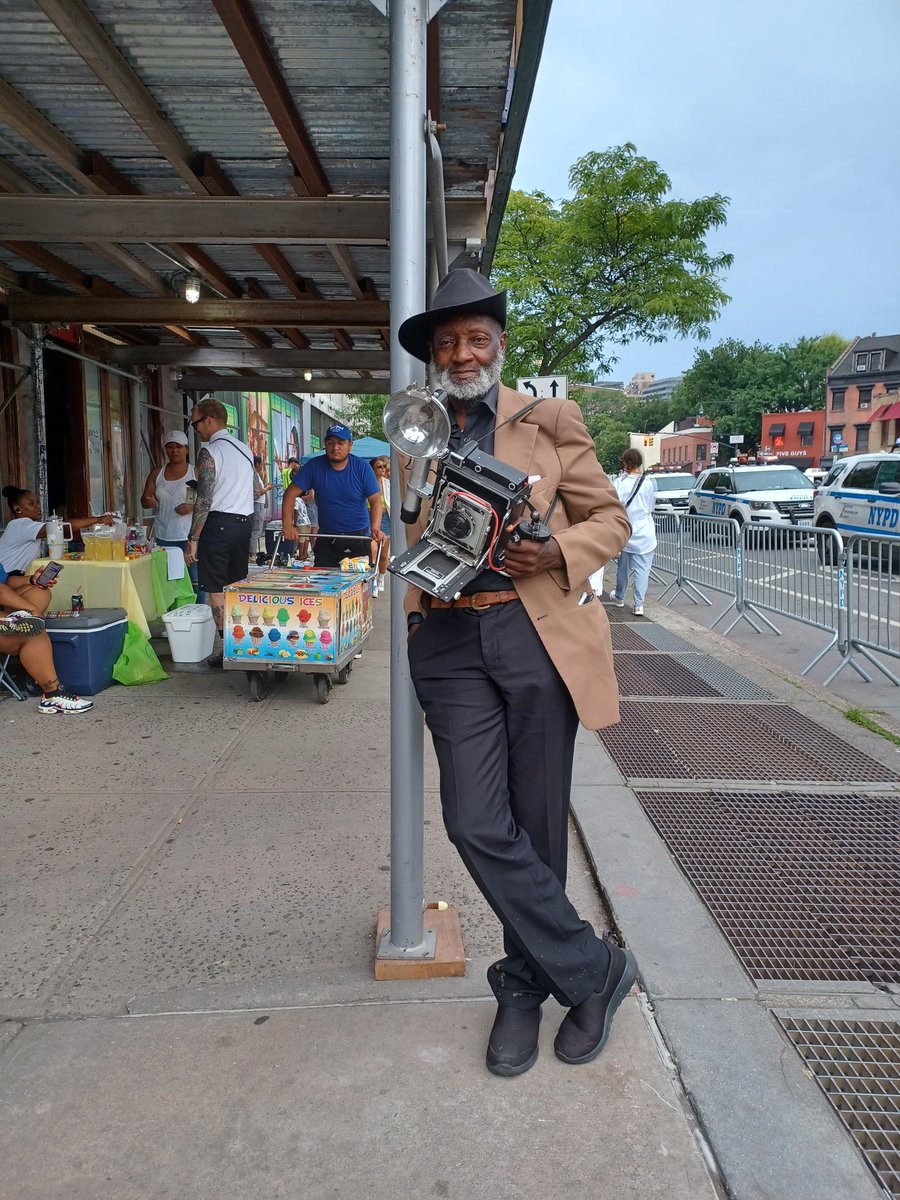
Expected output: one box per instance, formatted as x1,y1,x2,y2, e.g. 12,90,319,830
643,435,654,447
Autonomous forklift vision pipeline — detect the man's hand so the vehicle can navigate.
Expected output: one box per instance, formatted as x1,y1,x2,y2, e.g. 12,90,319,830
282,523,298,544
502,530,564,579
174,503,193,516
370,527,386,568
184,538,198,566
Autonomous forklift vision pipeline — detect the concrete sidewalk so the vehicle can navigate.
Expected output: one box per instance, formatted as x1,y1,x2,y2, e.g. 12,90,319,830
0,592,718,1200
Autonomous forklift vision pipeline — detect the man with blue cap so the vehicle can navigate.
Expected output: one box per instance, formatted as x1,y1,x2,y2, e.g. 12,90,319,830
281,424,384,569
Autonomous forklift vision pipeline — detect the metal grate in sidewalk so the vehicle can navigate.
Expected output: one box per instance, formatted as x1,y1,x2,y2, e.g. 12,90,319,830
599,703,896,783
775,1015,900,1197
627,624,696,653
610,625,660,653
677,656,776,701
614,654,720,698
637,790,900,983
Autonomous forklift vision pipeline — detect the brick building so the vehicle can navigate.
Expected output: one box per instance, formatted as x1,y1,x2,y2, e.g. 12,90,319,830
825,334,900,458
760,410,826,469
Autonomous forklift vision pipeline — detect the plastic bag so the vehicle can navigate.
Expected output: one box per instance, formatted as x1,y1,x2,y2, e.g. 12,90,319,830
112,620,169,685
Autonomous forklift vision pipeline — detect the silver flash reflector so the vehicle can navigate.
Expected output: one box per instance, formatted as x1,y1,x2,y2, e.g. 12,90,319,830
383,383,451,460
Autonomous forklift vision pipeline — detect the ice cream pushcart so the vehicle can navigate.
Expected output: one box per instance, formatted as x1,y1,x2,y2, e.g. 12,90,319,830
223,566,374,702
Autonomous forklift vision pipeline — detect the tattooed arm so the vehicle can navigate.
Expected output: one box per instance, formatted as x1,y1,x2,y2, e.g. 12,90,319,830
184,447,215,565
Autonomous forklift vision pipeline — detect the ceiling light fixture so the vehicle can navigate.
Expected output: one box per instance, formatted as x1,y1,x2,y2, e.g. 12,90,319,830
303,370,313,381
183,271,202,304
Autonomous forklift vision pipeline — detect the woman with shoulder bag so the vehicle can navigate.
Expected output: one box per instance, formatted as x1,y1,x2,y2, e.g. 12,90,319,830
610,449,657,616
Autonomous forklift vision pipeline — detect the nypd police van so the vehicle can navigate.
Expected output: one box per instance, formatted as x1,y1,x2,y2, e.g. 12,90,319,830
688,464,815,528
813,452,900,541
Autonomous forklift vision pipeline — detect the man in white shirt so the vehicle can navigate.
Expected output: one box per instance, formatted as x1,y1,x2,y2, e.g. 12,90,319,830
184,399,255,667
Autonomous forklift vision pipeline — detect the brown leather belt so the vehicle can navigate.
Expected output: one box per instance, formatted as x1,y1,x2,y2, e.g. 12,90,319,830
431,591,520,612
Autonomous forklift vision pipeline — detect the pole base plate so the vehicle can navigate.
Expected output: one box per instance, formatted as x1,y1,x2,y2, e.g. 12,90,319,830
374,906,466,980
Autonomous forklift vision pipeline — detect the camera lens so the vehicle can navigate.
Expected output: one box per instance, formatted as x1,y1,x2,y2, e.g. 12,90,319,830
443,502,474,541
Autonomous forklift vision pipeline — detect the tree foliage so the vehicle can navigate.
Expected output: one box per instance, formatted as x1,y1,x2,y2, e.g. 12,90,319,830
671,333,849,449
338,393,388,440
492,144,733,384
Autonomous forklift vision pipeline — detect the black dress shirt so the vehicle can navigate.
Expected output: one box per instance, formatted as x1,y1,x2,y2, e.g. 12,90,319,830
446,384,515,595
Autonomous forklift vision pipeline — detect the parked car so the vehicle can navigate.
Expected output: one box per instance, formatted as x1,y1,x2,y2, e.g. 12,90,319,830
804,466,827,486
688,464,815,528
651,472,696,516
813,452,900,544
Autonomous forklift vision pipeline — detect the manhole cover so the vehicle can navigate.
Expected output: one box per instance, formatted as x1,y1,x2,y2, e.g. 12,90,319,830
775,1015,900,1196
599,703,896,783
638,790,900,983
614,654,720,698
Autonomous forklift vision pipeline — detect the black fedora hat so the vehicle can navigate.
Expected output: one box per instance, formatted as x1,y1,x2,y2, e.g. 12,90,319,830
397,268,507,363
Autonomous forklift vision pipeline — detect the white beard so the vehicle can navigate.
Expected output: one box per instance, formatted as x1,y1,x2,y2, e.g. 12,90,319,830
429,347,506,408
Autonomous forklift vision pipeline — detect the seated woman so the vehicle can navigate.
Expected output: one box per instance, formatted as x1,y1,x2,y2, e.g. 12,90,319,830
0,585,93,713
0,485,113,581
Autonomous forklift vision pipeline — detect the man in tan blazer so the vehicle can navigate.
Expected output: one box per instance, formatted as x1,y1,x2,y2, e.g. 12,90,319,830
397,269,634,1077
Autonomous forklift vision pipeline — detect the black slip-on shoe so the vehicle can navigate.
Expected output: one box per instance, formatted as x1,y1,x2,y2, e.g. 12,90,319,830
485,1005,542,1077
554,941,637,1065
206,650,224,668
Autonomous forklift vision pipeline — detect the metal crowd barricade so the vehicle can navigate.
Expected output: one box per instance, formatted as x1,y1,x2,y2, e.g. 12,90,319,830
651,513,680,580
722,524,846,674
658,514,741,623
824,535,900,687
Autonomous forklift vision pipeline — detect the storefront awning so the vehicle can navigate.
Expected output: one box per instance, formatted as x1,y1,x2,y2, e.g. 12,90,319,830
797,422,814,434
868,403,900,422
768,423,786,436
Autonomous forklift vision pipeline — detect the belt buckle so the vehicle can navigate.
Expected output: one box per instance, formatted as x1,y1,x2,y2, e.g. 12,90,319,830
470,592,490,612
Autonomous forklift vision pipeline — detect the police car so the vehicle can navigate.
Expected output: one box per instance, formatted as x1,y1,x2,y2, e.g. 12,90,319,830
813,452,900,542
651,472,696,516
688,464,815,527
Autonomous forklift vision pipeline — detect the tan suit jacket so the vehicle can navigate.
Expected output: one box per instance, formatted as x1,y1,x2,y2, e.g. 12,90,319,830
399,384,631,730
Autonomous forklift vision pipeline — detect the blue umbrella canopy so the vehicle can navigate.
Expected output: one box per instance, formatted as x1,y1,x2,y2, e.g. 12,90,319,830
301,435,391,463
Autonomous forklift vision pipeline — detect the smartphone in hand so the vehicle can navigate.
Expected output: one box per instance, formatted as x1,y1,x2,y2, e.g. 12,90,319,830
35,561,64,587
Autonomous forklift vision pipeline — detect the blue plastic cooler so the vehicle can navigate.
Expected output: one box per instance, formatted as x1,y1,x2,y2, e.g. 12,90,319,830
42,607,128,695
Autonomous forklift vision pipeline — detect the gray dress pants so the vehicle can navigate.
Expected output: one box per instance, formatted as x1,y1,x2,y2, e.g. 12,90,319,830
408,600,610,1009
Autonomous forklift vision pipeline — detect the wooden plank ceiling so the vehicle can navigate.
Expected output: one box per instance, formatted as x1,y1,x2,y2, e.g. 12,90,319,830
0,0,527,389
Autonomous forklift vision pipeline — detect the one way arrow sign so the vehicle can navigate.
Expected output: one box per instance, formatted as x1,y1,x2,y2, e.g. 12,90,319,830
516,375,568,400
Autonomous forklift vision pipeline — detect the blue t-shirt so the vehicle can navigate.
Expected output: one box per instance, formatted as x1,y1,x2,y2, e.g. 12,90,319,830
292,454,379,536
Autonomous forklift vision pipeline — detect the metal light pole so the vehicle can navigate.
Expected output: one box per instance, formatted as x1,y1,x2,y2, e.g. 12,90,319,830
30,325,49,514
381,0,432,960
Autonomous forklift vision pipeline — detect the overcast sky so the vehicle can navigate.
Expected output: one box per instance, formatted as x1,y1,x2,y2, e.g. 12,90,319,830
511,0,900,386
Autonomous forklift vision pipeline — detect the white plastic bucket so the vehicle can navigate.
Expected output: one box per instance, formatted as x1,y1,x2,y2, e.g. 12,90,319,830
161,603,216,663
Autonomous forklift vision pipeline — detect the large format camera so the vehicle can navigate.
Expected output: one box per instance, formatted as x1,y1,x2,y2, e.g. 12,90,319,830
383,384,550,602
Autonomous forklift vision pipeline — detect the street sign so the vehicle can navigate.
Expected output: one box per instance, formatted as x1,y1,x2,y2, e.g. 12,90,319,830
516,375,568,400
729,434,744,444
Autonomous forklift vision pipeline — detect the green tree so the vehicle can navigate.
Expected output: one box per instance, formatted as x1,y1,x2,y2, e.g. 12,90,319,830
493,144,733,383
338,393,388,440
779,334,848,410
672,333,851,450
589,417,630,476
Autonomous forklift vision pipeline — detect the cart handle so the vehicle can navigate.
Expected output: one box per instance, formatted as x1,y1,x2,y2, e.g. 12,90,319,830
267,531,381,573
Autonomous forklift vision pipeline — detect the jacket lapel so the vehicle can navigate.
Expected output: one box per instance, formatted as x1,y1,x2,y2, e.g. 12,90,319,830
494,384,538,472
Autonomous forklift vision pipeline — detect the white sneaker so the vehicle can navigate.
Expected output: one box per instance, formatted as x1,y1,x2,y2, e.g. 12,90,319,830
0,610,45,637
632,605,644,616
611,597,625,608
38,690,94,715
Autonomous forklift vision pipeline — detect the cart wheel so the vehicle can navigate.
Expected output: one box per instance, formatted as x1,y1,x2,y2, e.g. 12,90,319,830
337,663,352,685
315,675,332,704
248,672,266,702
